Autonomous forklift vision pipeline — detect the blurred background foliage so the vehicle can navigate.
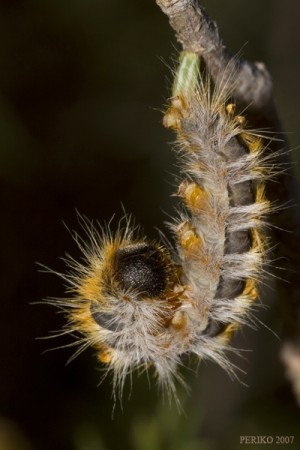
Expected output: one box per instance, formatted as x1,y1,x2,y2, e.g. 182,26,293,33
0,0,299,449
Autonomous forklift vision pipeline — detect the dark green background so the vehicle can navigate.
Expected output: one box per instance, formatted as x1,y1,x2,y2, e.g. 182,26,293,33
0,0,299,449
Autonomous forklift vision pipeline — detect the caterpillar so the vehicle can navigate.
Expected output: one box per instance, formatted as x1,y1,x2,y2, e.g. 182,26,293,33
46,51,275,401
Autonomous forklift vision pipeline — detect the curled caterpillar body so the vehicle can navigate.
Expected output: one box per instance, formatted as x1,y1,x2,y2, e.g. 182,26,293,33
47,52,275,399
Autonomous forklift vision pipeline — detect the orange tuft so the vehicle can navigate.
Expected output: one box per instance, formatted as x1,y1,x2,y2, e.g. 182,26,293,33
243,278,258,301
98,348,113,364
178,180,207,211
176,221,203,258
225,103,236,115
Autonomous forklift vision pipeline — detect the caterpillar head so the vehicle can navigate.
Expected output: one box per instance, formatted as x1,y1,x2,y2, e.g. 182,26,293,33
56,219,199,395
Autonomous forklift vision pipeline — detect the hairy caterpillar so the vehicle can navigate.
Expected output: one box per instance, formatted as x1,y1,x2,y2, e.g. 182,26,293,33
45,51,275,400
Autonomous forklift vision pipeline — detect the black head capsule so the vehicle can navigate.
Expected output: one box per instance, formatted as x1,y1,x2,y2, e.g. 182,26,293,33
113,243,168,298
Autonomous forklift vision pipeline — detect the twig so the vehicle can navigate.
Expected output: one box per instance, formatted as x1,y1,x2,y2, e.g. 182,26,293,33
156,0,273,112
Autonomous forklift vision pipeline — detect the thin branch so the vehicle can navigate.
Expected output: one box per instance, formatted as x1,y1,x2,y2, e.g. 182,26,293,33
156,0,273,112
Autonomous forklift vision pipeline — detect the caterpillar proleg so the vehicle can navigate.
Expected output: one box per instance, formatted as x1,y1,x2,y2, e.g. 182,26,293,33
46,50,275,400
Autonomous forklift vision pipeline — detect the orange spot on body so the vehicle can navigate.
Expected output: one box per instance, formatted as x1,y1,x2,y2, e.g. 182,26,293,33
98,348,113,364
235,115,246,126
178,180,207,211
177,221,203,258
219,323,238,343
240,132,263,154
163,109,182,130
226,103,236,115
171,310,187,331
163,94,189,130
243,278,258,301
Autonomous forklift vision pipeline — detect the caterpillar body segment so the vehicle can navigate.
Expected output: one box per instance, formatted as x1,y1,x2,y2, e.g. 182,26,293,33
47,51,273,399
165,53,264,320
